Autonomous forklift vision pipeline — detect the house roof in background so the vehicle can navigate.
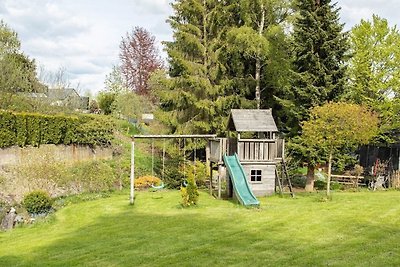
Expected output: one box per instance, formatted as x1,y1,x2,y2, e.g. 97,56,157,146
47,88,80,99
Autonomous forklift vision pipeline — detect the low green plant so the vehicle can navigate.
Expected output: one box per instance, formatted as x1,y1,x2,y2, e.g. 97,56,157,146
181,172,199,207
330,181,342,190
291,175,306,188
70,160,116,193
134,176,161,190
23,190,53,214
314,180,326,190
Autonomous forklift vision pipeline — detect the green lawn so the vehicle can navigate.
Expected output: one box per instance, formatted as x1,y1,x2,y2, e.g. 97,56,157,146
1,190,400,266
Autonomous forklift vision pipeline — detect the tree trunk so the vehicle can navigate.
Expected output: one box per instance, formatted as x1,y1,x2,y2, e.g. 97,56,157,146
255,4,265,109
327,152,332,197
305,164,315,192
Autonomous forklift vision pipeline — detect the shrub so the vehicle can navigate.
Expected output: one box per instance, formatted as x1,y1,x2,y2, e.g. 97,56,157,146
314,180,326,190
163,156,184,189
70,160,116,193
291,175,306,188
181,172,199,207
0,111,114,148
331,181,342,190
23,190,53,214
135,176,161,190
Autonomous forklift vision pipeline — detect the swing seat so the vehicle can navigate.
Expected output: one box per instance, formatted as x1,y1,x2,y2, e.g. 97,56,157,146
151,182,165,190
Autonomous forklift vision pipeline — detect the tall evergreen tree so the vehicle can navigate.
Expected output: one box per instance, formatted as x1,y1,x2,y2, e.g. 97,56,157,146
285,0,349,135
156,0,249,135
283,0,349,191
156,0,292,135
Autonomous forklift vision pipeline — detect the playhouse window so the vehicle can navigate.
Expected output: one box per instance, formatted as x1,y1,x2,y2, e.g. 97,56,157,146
250,170,262,182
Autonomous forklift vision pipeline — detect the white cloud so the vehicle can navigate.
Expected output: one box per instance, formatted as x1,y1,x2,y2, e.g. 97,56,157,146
1,0,398,96
0,0,173,95
337,0,400,30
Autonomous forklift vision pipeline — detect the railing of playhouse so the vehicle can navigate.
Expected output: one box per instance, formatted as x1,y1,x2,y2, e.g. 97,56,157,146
209,138,284,163
238,139,284,162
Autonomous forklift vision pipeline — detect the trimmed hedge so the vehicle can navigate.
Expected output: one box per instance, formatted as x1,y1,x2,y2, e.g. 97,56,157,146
0,111,114,148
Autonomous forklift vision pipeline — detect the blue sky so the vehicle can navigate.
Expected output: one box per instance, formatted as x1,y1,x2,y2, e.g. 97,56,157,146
0,0,399,95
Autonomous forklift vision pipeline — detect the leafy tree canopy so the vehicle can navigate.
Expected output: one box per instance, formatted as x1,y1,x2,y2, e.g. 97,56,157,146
346,15,400,142
302,102,379,195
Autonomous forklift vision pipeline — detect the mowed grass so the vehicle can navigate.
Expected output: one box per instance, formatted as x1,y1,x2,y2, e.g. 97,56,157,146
1,190,400,266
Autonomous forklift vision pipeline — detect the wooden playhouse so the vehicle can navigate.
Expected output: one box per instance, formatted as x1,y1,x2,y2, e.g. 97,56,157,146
209,109,284,201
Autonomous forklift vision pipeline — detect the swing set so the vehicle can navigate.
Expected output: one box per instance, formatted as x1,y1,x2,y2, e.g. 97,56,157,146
130,134,216,204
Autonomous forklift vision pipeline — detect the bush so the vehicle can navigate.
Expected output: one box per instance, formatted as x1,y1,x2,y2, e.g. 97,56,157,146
0,111,114,148
331,181,343,190
23,190,53,214
181,172,199,207
291,175,306,188
135,176,161,190
70,160,116,193
163,156,184,189
314,180,326,190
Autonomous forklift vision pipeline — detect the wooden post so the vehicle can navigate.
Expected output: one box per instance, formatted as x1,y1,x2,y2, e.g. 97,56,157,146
218,166,222,199
209,162,213,195
237,133,240,158
206,140,211,177
130,139,135,205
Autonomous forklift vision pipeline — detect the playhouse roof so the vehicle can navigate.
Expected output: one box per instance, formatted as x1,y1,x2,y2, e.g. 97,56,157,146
227,109,278,132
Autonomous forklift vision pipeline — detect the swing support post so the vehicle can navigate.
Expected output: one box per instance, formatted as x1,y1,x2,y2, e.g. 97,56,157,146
130,134,216,205
130,138,135,205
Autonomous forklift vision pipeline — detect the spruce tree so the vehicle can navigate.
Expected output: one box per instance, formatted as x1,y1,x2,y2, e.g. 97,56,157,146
287,0,349,135
156,0,246,135
284,0,349,191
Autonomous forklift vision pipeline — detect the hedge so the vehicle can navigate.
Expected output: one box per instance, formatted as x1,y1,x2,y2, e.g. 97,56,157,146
0,111,114,148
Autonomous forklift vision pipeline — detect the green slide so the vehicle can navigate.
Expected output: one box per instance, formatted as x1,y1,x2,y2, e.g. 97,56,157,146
223,153,260,207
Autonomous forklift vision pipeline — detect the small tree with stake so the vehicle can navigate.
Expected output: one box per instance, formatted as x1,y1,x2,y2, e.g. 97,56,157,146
301,102,379,197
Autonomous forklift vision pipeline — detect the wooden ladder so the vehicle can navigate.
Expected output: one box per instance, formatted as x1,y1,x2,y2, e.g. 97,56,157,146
276,159,295,198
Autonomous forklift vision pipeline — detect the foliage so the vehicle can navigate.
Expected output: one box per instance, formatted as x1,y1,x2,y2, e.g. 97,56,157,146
69,160,116,193
163,155,184,189
2,147,118,202
112,91,151,120
352,164,364,177
154,1,291,135
0,20,45,110
281,0,349,135
181,172,199,207
302,102,379,195
120,27,163,96
89,100,99,113
97,92,116,115
346,15,400,142
134,176,162,190
155,1,249,135
290,175,306,188
314,180,326,190
0,111,114,148
302,102,379,152
23,190,53,214
225,0,291,110
0,19,20,55
104,65,126,94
